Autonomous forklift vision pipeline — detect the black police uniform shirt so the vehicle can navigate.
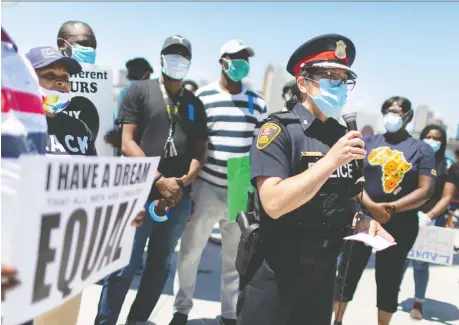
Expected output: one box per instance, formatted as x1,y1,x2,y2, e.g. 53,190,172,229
363,133,436,228
250,103,361,271
46,112,97,156
117,78,207,178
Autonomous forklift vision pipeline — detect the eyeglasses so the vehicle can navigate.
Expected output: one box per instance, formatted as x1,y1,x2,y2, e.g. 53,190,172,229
312,72,356,91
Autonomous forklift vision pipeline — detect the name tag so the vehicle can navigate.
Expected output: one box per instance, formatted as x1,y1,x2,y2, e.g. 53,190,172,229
301,152,323,157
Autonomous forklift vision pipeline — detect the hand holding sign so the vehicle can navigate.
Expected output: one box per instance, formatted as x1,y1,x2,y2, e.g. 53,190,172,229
131,208,146,228
1,264,20,301
418,211,434,227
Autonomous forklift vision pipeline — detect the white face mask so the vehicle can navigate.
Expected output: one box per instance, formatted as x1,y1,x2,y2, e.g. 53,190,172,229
161,54,190,80
40,86,72,114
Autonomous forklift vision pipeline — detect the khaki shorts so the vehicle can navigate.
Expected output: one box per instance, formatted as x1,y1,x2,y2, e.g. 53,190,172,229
34,293,82,325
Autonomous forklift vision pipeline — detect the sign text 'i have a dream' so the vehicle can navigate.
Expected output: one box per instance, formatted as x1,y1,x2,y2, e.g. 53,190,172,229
45,162,152,191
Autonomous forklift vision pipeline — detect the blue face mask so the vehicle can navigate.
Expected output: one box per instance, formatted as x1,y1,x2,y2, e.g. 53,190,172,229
424,138,441,153
224,59,250,82
308,79,347,120
72,45,96,64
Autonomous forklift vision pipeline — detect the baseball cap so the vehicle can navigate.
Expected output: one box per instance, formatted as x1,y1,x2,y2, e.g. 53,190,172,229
25,46,82,75
161,35,192,57
220,39,255,58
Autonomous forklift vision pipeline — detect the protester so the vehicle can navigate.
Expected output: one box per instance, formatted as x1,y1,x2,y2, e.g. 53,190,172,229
25,45,97,324
105,57,153,152
171,39,267,325
95,35,207,325
182,79,199,94
404,125,459,320
57,20,97,64
1,30,47,325
334,97,436,325
119,58,154,111
361,124,374,137
281,79,296,111
26,46,97,156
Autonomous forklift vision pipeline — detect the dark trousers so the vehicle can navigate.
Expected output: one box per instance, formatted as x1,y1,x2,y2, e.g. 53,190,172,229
237,256,337,325
335,224,418,313
95,194,191,324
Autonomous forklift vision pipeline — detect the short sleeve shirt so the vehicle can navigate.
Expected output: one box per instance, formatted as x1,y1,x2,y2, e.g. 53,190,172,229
117,79,207,178
363,133,436,223
250,103,362,270
46,113,97,156
447,163,459,188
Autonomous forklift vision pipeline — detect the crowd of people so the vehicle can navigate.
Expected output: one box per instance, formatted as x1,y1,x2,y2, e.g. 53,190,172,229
2,19,458,325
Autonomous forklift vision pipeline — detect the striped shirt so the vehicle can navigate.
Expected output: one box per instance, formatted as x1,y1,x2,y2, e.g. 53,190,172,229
196,81,268,187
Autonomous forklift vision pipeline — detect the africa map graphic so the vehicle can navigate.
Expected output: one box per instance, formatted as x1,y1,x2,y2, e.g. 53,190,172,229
368,146,412,194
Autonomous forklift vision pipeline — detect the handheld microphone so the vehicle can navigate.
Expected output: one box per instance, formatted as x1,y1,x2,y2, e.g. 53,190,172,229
342,111,365,183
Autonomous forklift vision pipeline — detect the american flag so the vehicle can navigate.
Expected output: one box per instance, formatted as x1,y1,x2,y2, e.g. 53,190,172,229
1,27,47,158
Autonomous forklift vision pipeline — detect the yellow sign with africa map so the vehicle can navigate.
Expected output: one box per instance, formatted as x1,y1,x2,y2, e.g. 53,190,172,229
368,146,412,194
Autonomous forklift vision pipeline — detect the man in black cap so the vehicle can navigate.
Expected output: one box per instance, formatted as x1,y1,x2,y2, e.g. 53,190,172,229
94,35,208,325
236,34,393,325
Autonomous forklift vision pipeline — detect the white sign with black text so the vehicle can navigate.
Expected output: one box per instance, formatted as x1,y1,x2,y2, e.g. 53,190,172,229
65,63,114,156
407,226,456,266
1,156,159,325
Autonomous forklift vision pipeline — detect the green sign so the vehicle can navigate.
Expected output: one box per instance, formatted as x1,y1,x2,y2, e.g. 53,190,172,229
227,156,254,221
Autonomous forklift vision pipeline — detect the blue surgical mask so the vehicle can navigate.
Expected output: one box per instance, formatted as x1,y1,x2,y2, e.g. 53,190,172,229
383,113,403,133
224,59,250,82
424,138,441,153
72,45,96,64
308,79,347,120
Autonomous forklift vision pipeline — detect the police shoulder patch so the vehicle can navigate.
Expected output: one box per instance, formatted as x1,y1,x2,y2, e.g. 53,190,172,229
256,122,281,150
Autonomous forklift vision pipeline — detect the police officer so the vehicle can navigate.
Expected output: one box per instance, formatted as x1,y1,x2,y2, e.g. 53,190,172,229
236,34,394,325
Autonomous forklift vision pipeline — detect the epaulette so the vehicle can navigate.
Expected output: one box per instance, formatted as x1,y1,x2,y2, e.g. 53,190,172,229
266,110,299,127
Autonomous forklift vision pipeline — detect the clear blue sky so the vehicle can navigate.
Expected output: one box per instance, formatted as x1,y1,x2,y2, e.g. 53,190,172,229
3,2,459,135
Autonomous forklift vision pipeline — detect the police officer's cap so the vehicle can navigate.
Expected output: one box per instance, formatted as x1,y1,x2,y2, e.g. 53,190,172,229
286,34,357,79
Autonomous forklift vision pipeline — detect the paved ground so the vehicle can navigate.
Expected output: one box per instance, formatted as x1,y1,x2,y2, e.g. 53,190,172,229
77,237,459,325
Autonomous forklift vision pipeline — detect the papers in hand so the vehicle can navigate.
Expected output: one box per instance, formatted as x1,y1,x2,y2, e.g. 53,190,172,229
344,231,397,251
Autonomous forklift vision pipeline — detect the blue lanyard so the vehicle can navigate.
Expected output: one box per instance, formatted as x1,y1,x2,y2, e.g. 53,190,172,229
248,94,254,114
